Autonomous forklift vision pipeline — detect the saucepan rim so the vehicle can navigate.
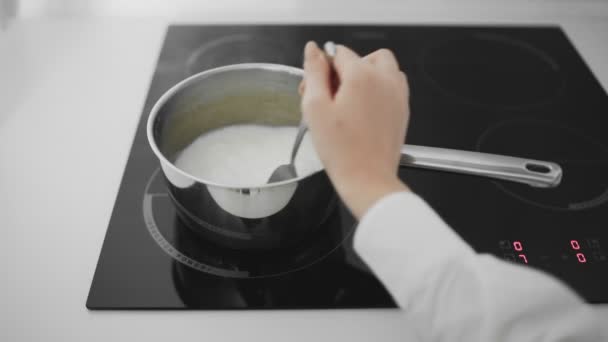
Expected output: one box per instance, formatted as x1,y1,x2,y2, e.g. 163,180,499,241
146,63,324,190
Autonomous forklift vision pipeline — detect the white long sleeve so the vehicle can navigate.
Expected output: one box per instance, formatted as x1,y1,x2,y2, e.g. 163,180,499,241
354,192,606,341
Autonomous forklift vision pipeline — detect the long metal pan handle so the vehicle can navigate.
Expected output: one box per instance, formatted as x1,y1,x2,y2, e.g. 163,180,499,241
400,144,562,188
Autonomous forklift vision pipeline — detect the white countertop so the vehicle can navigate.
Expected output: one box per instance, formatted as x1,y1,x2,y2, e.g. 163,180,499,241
2,4,608,341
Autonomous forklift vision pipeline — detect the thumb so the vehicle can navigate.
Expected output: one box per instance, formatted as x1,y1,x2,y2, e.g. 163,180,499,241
302,41,331,110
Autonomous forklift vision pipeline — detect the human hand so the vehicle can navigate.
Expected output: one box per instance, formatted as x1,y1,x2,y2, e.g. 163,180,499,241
300,41,410,219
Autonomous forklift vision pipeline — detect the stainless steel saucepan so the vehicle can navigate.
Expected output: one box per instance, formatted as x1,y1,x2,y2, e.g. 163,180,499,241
147,63,562,251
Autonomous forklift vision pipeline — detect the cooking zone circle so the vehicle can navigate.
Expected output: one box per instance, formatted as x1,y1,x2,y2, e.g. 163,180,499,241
186,33,291,75
420,33,565,108
143,168,353,278
477,120,608,211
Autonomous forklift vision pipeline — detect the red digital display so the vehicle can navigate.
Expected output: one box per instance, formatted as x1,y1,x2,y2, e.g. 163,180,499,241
518,254,528,264
576,253,587,263
570,240,580,250
499,238,603,265
513,241,527,263
569,240,587,264
513,241,523,251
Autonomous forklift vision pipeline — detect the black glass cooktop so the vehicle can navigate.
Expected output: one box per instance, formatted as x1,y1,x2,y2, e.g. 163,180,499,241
87,24,608,309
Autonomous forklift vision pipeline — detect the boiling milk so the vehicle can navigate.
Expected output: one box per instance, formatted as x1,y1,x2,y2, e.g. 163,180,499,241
174,124,323,187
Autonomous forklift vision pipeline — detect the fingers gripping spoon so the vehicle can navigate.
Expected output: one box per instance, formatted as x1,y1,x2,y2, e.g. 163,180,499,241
267,42,337,183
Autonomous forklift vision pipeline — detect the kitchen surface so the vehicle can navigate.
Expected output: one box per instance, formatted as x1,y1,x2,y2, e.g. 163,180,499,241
2,1,608,341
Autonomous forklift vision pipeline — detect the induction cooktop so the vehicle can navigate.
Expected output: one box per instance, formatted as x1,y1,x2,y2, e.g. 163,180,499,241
87,24,608,309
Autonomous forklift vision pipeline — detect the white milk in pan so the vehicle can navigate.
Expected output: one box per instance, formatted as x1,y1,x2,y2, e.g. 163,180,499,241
175,124,323,187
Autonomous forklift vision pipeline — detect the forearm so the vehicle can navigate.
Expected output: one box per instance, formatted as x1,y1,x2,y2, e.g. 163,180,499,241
354,192,604,341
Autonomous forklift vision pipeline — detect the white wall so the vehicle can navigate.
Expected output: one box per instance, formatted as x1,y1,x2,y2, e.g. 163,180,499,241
11,0,608,20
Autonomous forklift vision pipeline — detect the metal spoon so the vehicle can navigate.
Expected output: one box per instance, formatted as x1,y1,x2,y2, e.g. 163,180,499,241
267,41,337,183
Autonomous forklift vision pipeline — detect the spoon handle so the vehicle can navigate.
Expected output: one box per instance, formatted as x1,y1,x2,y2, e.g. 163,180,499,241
324,41,338,94
324,41,337,60
291,42,337,165
290,122,308,165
